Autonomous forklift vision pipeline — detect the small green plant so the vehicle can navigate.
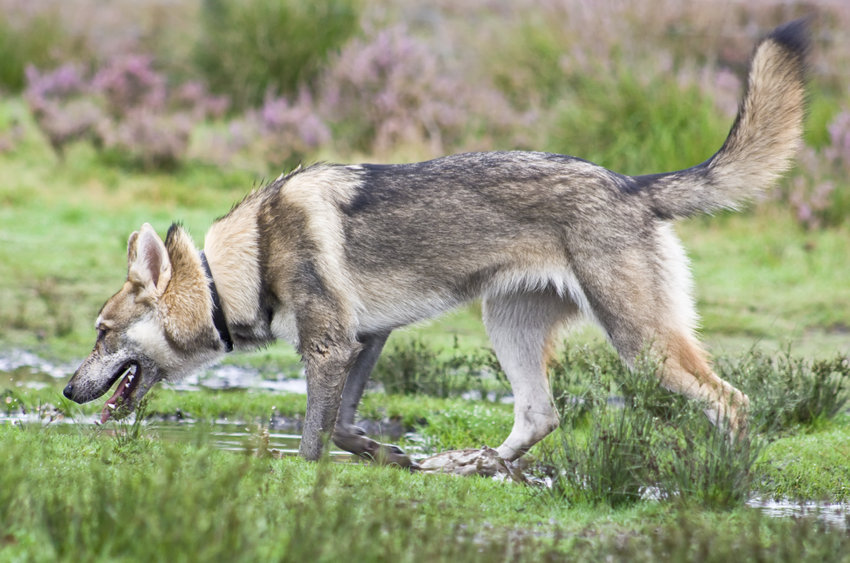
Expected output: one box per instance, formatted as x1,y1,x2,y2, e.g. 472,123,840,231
372,336,442,396
111,397,150,449
547,343,620,424
545,350,666,507
549,405,656,507
548,401,761,510
660,423,762,509
719,349,850,434
372,336,507,399
547,343,687,425
545,347,761,509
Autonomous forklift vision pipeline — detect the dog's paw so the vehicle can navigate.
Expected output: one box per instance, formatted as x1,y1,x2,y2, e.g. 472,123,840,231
372,443,420,470
332,427,419,469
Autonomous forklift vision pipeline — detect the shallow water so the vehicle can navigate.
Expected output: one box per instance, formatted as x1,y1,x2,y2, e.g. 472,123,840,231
0,348,307,393
0,349,334,458
148,419,361,460
4,349,850,526
0,349,78,381
746,497,850,529
0,410,355,461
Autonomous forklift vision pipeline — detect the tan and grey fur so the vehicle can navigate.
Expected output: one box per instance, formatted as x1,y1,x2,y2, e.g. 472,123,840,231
65,21,808,465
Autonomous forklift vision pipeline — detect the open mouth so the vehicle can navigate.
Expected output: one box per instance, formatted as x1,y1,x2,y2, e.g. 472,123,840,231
100,361,141,424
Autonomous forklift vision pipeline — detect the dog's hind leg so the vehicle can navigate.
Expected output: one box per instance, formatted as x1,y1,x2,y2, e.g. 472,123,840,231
655,331,749,435
571,236,749,436
331,332,419,468
336,332,390,432
483,289,579,461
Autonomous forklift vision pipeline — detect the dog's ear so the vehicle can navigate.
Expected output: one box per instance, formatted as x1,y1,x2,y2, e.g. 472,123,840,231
160,223,220,348
127,223,172,300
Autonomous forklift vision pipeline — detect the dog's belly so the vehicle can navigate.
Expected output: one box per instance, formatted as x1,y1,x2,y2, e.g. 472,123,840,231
355,288,465,334
352,261,586,334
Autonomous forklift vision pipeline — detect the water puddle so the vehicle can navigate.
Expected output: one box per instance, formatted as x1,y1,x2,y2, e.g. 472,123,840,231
5,349,850,526
746,497,850,529
147,419,357,461
1,348,328,457
0,349,419,464
0,349,78,380
165,364,307,394
0,410,355,462
0,350,78,390
642,485,850,529
0,348,307,393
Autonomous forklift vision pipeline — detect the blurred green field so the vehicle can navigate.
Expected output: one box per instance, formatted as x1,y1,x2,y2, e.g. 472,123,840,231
0,3,848,367
1,97,847,362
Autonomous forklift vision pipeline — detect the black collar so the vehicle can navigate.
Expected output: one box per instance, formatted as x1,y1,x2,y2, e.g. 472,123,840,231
199,251,234,353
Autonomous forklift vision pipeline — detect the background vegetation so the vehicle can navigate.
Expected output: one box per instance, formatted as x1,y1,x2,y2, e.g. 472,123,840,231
1,0,849,560
0,0,847,359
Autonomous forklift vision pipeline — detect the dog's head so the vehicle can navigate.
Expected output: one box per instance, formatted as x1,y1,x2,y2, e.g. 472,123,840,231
64,223,225,422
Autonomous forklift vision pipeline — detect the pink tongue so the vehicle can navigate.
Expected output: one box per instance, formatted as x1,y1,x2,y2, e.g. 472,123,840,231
100,375,129,424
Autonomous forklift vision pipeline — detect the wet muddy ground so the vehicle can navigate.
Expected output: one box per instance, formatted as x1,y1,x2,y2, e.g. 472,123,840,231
1,349,412,463
3,349,850,528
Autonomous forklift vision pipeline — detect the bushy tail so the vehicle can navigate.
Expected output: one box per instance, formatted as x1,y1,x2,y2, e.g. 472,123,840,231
640,19,809,219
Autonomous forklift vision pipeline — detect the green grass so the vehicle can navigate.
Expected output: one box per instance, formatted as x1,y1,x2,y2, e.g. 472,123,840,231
4,416,850,561
1,93,848,361
5,342,850,560
2,79,850,561
755,415,850,501
682,211,850,352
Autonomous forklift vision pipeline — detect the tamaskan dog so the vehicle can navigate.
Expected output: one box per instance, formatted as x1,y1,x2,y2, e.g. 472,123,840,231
65,21,808,469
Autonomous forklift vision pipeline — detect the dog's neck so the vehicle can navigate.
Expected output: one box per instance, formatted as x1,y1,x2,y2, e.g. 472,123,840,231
199,250,234,353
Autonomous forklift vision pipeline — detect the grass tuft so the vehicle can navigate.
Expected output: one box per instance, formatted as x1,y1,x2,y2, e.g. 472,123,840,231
663,425,762,510
720,349,850,434
372,336,507,400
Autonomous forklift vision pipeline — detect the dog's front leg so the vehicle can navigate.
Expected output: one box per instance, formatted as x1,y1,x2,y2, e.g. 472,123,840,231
331,331,419,469
298,326,361,461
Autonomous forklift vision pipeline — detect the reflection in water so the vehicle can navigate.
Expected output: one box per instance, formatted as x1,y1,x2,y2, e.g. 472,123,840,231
746,497,850,529
0,411,354,462
4,349,850,526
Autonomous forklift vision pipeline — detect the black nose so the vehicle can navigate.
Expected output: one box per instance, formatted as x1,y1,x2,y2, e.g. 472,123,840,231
63,383,74,400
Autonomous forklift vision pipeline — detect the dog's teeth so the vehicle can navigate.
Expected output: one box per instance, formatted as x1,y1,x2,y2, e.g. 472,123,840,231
108,403,116,410
127,375,134,383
